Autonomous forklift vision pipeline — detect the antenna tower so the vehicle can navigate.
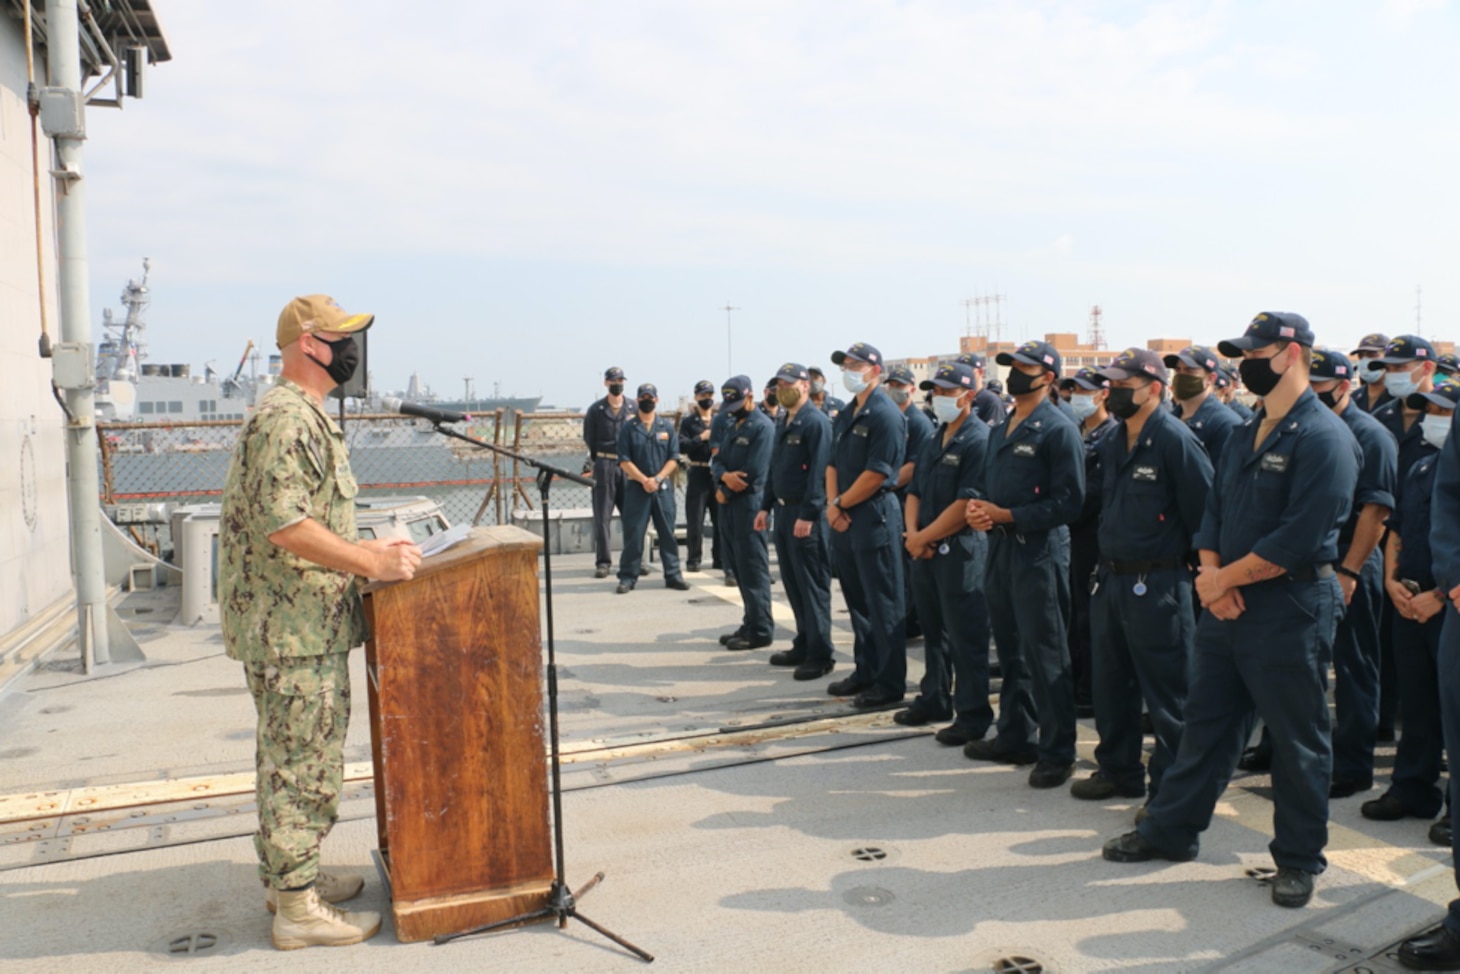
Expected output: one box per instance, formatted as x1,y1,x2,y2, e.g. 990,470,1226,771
966,290,1005,343
1088,305,1106,350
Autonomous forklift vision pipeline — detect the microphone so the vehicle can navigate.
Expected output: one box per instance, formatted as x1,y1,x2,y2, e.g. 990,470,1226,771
381,397,471,424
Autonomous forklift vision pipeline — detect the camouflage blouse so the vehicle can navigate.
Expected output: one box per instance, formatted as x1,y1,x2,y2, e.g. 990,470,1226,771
219,379,367,661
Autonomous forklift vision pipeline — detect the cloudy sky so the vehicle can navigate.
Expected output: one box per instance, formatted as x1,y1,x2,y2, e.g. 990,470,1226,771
84,0,1457,409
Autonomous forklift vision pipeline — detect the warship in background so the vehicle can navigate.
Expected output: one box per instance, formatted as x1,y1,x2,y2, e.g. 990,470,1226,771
94,259,545,426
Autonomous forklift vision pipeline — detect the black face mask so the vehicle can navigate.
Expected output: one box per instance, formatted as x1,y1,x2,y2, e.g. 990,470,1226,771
608,383,625,396
1239,355,1285,397
307,335,358,387
697,398,715,411
764,396,777,409
1005,369,1045,397
1106,386,1144,419
1316,385,1344,410
637,398,656,413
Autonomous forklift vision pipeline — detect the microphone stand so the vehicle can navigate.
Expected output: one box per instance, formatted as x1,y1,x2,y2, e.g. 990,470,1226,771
426,421,653,962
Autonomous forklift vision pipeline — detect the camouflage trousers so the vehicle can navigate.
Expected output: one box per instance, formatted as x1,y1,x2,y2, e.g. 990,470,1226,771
243,653,351,891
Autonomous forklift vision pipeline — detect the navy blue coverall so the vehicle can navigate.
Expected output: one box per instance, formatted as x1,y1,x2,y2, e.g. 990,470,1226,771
1069,414,1120,708
980,398,1086,764
906,412,993,734
679,407,721,569
762,404,835,664
1376,400,1432,741
1423,408,1460,937
616,413,683,585
1331,403,1398,787
714,406,776,641
830,389,907,698
1182,394,1241,469
973,387,1007,427
1137,390,1358,873
898,404,935,637
710,408,739,579
1090,406,1212,801
583,396,632,570
1386,447,1447,816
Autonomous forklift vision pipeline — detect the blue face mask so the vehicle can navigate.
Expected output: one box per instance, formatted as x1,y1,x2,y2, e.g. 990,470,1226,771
931,393,964,424
1422,413,1452,450
1069,393,1100,421
1385,366,1421,400
842,368,870,395
1356,359,1386,385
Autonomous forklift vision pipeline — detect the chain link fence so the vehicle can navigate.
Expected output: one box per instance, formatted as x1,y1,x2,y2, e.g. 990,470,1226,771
98,410,690,558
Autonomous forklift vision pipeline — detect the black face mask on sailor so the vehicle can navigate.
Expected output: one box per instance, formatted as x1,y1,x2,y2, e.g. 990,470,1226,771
308,335,359,386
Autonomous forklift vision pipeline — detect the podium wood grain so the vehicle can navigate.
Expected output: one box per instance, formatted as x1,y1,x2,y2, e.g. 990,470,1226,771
362,525,553,942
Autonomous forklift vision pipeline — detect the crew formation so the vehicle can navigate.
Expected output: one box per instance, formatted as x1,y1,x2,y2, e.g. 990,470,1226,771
585,315,1460,966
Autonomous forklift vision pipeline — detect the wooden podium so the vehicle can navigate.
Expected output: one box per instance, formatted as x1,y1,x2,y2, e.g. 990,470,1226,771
361,525,554,942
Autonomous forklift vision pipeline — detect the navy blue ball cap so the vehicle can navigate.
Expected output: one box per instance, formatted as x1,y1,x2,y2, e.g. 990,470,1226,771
1162,345,1222,374
693,379,714,396
1061,366,1110,392
1350,333,1390,355
1309,348,1354,381
919,362,976,391
1439,353,1460,376
636,382,658,399
764,376,779,392
721,374,753,406
1096,348,1167,383
1217,312,1315,358
886,364,916,386
605,366,626,381
995,339,1062,378
774,362,810,383
830,342,883,367
1407,376,1460,411
1377,334,1437,365
956,351,986,370
808,365,826,378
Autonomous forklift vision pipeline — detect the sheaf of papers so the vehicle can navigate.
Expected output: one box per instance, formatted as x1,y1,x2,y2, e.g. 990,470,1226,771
420,524,472,558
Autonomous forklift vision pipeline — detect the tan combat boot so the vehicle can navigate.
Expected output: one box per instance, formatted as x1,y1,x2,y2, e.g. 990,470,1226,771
264,870,365,914
271,886,381,950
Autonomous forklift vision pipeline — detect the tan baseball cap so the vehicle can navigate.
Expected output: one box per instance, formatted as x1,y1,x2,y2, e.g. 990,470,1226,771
276,294,374,348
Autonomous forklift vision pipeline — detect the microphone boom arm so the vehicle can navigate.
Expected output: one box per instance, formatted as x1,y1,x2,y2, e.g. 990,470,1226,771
425,421,596,489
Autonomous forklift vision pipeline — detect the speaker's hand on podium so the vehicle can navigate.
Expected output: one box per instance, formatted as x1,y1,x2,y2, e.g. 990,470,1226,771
362,538,422,581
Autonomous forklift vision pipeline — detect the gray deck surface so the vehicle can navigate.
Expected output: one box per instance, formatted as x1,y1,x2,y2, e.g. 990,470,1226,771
0,548,1453,972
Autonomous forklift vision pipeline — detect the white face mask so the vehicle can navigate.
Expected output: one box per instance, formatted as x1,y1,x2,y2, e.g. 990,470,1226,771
1069,393,1100,421
842,368,870,395
931,393,964,424
1356,359,1386,385
1422,412,1452,450
1385,366,1422,400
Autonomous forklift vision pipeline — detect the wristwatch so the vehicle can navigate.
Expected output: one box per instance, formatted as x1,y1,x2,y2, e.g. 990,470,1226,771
831,495,842,510
1335,565,1362,581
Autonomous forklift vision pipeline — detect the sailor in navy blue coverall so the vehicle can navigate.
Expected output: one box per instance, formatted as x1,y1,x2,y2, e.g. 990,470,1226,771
1396,381,1460,969
1164,345,1242,468
712,375,775,650
964,339,1085,789
1309,351,1397,800
1071,349,1212,808
823,342,907,709
583,366,633,577
1103,312,1359,912
1364,378,1460,830
615,383,688,593
756,362,836,680
897,362,993,743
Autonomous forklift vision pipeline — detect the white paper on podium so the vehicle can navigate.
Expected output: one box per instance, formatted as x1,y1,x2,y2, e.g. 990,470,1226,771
419,523,472,559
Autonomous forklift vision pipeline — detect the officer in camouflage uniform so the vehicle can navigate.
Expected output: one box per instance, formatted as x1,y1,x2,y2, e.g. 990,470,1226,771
221,295,421,950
